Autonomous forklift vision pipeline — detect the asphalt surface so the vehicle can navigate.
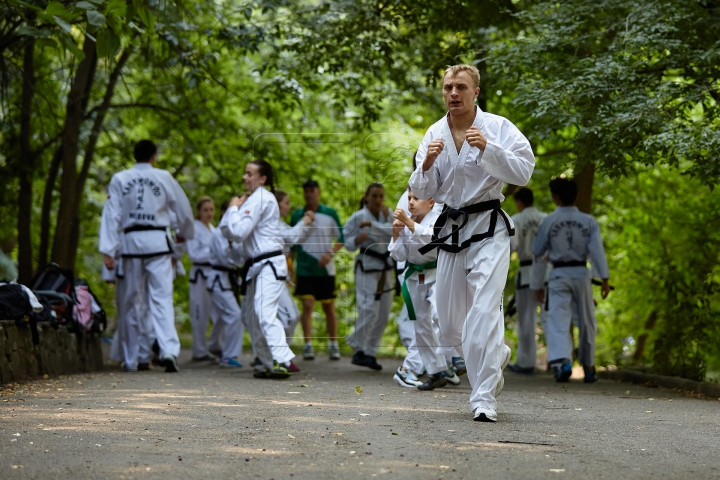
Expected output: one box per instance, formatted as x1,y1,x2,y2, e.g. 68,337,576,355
1,350,719,479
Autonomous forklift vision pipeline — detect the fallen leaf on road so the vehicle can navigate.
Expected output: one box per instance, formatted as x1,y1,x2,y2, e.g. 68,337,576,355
575,408,582,411
355,386,363,394
287,392,300,394
288,435,295,439
440,465,450,469
448,430,455,432
392,432,399,436
13,433,21,436
333,433,344,436
350,451,356,454
359,413,370,416
11,465,23,469
645,411,653,413
548,469,565,473
297,384,309,388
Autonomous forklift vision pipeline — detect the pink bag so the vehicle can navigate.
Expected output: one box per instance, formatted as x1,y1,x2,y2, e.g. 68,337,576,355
73,286,94,331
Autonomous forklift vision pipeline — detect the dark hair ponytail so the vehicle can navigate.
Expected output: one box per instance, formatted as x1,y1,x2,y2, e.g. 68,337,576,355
249,159,275,193
359,182,384,210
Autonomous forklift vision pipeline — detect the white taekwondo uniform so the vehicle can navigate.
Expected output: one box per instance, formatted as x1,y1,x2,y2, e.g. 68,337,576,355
510,206,549,370
219,187,294,370
409,106,534,417
277,218,312,344
207,225,246,360
389,208,450,375
186,220,218,359
99,163,194,368
531,206,609,367
343,207,395,357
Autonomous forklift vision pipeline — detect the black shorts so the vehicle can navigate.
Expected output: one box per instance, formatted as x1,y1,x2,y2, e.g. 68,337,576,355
295,276,337,302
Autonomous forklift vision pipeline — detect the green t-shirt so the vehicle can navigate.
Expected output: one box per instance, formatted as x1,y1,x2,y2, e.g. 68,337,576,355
290,204,344,277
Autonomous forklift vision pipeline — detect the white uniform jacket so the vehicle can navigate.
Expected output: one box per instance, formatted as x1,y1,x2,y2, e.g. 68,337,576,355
343,207,394,272
531,206,609,281
388,210,440,285
409,107,535,267
99,163,195,258
187,220,215,283
510,206,548,288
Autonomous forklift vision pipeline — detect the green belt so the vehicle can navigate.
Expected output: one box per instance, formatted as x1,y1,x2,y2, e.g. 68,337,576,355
401,261,437,320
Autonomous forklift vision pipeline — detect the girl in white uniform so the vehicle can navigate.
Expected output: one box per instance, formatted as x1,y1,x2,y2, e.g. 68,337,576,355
343,183,395,371
219,160,294,379
186,197,219,361
274,190,314,367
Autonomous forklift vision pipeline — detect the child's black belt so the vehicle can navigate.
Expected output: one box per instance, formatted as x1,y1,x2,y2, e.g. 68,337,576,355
418,199,514,255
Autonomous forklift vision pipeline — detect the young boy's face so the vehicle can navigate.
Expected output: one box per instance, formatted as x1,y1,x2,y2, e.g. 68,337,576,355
408,190,433,217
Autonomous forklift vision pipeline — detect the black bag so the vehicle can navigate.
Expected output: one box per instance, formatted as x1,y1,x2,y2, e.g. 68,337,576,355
0,283,41,344
28,262,77,327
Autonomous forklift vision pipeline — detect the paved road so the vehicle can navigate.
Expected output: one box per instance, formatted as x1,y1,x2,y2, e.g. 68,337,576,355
1,350,719,479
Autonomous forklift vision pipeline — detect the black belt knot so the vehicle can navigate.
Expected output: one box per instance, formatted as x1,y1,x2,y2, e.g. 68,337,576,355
238,250,285,295
418,199,514,255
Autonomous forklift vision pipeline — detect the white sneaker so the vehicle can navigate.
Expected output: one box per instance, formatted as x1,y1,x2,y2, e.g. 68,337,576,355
328,345,341,360
393,367,422,387
442,370,461,386
496,346,511,396
473,408,498,423
303,344,315,360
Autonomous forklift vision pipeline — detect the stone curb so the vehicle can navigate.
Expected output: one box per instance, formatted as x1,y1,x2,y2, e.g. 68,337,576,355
599,369,720,398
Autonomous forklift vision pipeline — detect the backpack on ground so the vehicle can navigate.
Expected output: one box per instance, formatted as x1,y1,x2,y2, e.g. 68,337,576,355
29,262,77,327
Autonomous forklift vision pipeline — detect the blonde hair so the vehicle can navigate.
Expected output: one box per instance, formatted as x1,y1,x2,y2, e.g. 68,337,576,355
442,64,480,88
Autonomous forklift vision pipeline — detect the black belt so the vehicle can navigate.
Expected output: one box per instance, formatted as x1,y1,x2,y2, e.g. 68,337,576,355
124,225,167,234
356,247,394,272
552,260,586,268
238,250,285,295
211,264,241,296
194,262,211,267
189,263,212,283
519,259,533,267
418,199,514,255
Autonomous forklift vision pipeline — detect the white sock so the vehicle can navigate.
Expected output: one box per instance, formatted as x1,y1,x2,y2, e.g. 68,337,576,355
329,340,339,348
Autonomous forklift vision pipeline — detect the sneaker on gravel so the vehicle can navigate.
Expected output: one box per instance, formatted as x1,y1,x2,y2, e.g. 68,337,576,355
303,345,315,360
209,349,222,359
253,361,292,379
418,373,448,391
192,354,217,362
162,354,179,373
351,350,366,366
393,367,422,388
507,363,534,375
219,357,243,368
451,357,467,376
287,361,300,372
583,365,597,383
553,360,573,383
441,370,461,386
329,345,341,360
473,408,498,423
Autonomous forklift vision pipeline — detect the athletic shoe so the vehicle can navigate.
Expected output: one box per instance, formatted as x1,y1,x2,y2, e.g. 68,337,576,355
365,355,382,371
351,350,366,366
418,373,448,391
121,362,137,372
287,361,300,372
138,362,150,371
393,367,422,387
583,365,597,383
253,361,292,379
209,349,222,359
441,370,461,386
329,345,341,360
219,357,243,368
553,360,572,383
473,408,498,423
507,363,534,375
250,357,262,367
451,357,467,376
162,354,180,373
192,354,217,362
303,345,315,360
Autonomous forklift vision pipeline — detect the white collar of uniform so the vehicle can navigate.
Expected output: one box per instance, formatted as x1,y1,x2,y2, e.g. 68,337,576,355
441,106,486,165
555,206,579,212
133,162,153,170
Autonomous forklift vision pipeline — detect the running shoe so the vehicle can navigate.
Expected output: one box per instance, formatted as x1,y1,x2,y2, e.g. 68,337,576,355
253,361,292,379
451,357,467,376
303,344,315,360
351,350,366,366
553,360,572,383
583,365,597,383
507,363,534,375
287,361,300,372
209,349,222,359
418,372,448,391
250,356,262,367
219,357,243,368
441,370,461,386
162,354,180,373
473,408,498,423
393,367,422,388
329,345,341,360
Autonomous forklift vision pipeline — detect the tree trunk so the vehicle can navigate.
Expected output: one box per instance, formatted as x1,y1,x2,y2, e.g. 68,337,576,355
17,35,35,284
38,145,63,268
50,36,97,271
632,310,658,364
66,48,133,262
574,162,595,214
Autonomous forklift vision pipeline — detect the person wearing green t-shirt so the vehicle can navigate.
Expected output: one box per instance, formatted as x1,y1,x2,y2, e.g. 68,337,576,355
290,180,345,360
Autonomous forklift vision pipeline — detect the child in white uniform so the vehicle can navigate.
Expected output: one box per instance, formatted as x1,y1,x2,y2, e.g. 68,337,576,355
343,183,395,371
219,160,294,379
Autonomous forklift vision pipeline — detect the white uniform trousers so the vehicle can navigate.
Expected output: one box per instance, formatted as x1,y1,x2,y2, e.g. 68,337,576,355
208,286,243,359
546,276,596,366
278,283,300,346
189,276,216,358
118,255,179,365
398,303,424,375
407,279,448,375
244,266,295,369
347,269,393,357
435,232,511,415
514,286,546,369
